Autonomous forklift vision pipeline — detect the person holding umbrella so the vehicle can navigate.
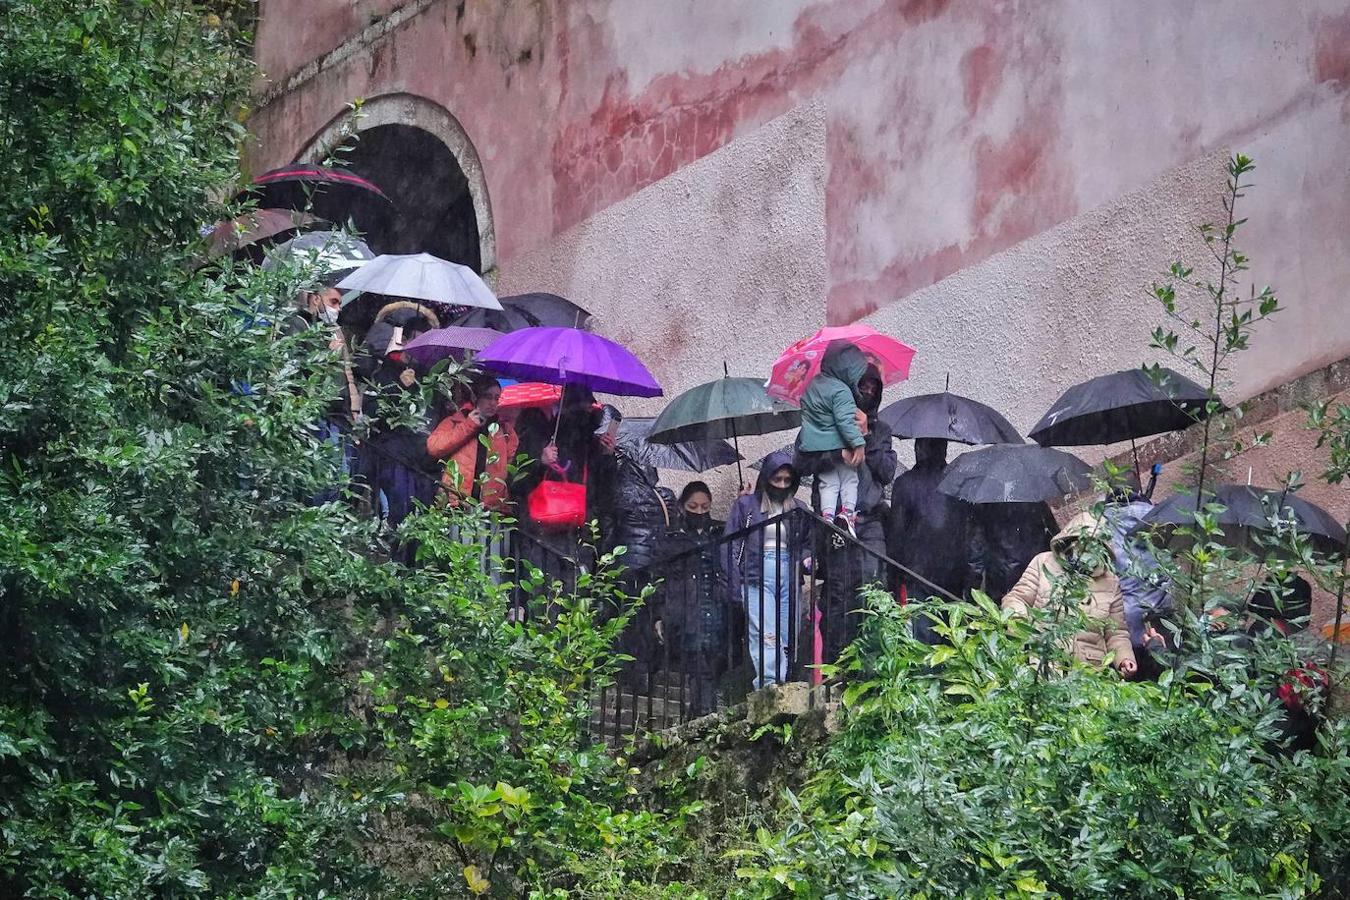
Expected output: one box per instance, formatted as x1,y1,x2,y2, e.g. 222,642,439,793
426,372,518,514
820,365,897,664
355,303,442,539
887,438,975,642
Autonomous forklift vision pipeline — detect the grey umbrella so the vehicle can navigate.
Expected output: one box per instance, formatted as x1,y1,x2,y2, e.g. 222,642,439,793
336,252,501,310
261,230,374,286
1143,484,1347,555
616,417,741,472
879,392,1022,445
938,444,1094,504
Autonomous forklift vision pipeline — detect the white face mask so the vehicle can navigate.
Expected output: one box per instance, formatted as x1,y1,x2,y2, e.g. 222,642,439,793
317,306,340,326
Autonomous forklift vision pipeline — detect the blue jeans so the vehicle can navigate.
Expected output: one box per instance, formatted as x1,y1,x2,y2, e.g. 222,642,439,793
746,550,792,689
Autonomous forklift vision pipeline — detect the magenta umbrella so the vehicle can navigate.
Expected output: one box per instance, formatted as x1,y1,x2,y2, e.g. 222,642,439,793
402,326,503,366
767,324,916,404
476,327,663,398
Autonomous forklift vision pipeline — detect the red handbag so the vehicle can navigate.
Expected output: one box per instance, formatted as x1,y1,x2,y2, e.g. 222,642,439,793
527,465,587,530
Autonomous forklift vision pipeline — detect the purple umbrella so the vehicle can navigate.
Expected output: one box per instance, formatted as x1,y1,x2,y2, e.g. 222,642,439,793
476,327,662,398
402,326,503,366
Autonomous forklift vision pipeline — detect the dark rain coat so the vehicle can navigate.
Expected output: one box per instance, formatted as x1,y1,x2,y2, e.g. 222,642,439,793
722,450,810,601
798,342,868,452
609,453,676,573
886,440,973,601
968,502,1059,599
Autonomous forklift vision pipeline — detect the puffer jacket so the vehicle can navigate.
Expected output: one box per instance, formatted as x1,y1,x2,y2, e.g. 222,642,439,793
1002,512,1136,670
798,342,868,452
426,407,519,512
609,454,676,572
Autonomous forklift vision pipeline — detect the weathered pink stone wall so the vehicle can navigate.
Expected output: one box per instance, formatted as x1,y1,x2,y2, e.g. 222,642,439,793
248,0,1350,413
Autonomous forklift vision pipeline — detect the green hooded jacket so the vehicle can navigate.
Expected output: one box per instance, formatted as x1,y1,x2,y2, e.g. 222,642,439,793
798,341,868,452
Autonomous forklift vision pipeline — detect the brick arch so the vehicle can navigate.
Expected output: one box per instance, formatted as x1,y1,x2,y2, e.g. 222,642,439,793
297,93,497,278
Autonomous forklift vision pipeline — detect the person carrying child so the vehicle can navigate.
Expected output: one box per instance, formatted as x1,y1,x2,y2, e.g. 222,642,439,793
796,341,869,534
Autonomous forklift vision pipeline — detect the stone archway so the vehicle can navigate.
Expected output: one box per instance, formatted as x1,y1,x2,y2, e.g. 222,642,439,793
297,93,496,279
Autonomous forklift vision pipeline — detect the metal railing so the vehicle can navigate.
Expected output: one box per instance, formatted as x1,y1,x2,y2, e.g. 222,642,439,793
588,507,959,745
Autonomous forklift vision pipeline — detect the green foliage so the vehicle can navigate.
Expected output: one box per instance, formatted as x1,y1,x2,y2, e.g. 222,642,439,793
0,4,695,898
734,593,1350,899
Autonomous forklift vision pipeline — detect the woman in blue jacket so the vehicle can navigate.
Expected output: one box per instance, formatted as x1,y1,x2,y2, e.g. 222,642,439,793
723,450,810,689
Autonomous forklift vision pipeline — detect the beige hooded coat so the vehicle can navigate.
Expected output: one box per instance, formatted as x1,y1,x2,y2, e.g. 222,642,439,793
1002,512,1136,670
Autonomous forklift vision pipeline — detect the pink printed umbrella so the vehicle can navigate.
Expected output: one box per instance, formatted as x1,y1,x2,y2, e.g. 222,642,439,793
767,324,916,404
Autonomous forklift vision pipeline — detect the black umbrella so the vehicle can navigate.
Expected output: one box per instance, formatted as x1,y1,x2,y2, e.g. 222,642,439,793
648,370,801,484
880,392,1022,445
1030,367,1221,447
616,417,741,473
937,444,1094,504
236,164,393,235
452,293,593,332
1143,484,1347,555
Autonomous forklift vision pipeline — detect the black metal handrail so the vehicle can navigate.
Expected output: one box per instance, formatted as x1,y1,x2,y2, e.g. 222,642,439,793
589,506,951,745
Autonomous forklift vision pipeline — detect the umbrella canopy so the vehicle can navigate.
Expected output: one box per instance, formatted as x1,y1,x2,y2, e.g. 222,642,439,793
337,253,500,308
1143,485,1347,555
768,324,916,404
236,164,392,233
1029,367,1221,447
402,326,504,366
262,231,375,287
617,417,740,472
498,382,563,411
208,208,322,259
452,292,594,332
648,376,801,445
938,444,1094,504
879,392,1023,445
476,327,662,398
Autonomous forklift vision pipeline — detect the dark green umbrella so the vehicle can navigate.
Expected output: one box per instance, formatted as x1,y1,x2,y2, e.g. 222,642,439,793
648,372,801,483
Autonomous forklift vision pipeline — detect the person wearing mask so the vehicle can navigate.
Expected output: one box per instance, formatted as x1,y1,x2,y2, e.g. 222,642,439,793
723,451,810,689
886,438,972,642
1246,576,1328,754
1001,513,1138,676
284,282,364,505
356,303,441,532
509,385,618,602
797,342,869,533
426,373,518,513
652,482,731,717
821,366,897,663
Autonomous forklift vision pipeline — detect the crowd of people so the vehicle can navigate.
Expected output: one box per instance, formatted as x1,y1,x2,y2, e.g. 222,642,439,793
289,275,1330,735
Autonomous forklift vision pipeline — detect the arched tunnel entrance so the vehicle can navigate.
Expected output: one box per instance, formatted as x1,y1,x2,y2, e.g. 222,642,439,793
340,124,481,272
297,95,496,277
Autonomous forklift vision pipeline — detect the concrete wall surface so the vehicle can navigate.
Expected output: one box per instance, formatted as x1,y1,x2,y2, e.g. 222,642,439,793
248,0,1350,503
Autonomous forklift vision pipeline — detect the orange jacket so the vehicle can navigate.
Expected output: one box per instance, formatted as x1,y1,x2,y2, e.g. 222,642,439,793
426,409,519,511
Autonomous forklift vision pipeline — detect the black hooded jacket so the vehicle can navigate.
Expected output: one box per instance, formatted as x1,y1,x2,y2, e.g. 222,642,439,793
967,501,1059,598
855,367,898,519
609,454,676,572
886,438,972,600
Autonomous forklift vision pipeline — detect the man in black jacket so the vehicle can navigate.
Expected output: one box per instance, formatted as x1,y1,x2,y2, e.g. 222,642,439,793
820,367,898,664
887,437,972,643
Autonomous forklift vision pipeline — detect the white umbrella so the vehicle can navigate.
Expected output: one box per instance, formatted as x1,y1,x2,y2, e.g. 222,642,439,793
335,252,501,310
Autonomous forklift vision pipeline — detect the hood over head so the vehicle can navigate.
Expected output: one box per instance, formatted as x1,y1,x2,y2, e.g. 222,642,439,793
755,449,800,496
1051,511,1112,554
857,365,884,416
914,437,949,469
818,341,868,391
